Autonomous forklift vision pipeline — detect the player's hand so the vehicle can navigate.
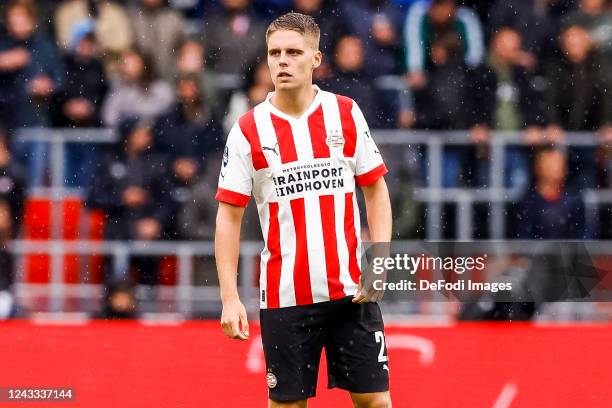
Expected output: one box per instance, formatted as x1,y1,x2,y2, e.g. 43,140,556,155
64,97,94,121
122,186,149,207
469,124,491,144
220,298,249,340
136,218,161,240
406,71,427,90
523,126,544,145
0,48,30,71
543,124,565,144
353,248,389,304
352,278,385,304
598,125,612,146
30,74,54,97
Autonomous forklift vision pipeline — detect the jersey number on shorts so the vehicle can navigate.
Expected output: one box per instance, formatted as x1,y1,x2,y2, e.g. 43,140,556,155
374,331,388,363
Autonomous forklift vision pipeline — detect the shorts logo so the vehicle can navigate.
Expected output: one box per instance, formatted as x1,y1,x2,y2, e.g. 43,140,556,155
326,129,344,148
266,372,278,389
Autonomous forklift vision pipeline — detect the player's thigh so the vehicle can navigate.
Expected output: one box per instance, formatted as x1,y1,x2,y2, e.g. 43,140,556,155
325,299,389,393
350,391,392,408
268,398,308,408
260,305,325,401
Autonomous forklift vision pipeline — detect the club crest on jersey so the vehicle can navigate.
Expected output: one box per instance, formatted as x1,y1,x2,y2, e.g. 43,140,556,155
326,129,344,148
266,372,278,389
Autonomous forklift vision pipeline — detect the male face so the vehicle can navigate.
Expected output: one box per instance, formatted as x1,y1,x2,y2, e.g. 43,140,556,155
562,26,592,63
177,78,200,104
7,5,35,41
121,52,144,82
335,36,364,72
535,150,567,185
492,29,522,62
267,29,321,92
429,1,456,26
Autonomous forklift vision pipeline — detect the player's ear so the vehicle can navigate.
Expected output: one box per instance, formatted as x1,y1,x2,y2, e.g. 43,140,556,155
312,50,322,69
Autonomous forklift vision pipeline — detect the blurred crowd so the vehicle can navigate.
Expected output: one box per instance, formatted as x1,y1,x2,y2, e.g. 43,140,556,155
0,0,610,286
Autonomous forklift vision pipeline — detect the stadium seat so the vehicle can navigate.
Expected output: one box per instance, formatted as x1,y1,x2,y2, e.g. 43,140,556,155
23,197,105,284
159,256,177,286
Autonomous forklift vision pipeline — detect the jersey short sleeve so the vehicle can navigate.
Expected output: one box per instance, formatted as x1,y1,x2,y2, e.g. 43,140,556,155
352,102,388,186
215,123,254,207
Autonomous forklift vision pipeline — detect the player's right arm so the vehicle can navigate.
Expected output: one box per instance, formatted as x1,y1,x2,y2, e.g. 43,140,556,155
216,202,249,340
214,121,254,340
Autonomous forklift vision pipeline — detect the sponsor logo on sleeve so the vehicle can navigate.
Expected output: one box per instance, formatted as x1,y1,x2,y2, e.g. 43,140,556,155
223,146,229,167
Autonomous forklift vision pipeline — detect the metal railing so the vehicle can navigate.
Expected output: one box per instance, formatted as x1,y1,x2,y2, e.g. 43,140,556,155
8,239,612,321
9,128,612,318
373,130,607,240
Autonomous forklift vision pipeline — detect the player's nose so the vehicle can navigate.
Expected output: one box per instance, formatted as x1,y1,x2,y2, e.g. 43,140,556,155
278,51,289,64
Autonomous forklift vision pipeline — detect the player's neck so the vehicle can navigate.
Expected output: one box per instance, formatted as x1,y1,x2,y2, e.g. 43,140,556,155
270,84,317,118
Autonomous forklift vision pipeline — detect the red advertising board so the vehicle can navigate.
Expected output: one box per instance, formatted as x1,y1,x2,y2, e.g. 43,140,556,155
0,321,609,407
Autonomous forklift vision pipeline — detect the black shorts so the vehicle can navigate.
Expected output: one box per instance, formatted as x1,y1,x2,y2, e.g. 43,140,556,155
260,296,389,401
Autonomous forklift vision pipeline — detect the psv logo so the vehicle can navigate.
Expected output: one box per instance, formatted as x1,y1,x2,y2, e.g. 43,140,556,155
326,129,344,148
266,372,278,388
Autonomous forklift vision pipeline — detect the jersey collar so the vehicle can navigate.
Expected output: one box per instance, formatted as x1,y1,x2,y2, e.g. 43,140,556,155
265,85,322,121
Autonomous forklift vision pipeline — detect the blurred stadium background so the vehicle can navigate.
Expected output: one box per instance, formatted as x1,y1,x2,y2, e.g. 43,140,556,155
0,0,611,406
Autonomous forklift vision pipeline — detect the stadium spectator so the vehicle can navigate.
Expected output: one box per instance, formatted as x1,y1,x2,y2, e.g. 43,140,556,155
341,0,404,78
0,0,56,37
563,0,612,82
487,0,572,58
0,0,64,186
55,0,133,68
88,117,173,285
544,24,610,132
403,0,484,90
292,0,350,83
468,28,547,191
413,33,471,130
101,48,174,127
324,35,394,127
516,145,589,239
0,128,26,300
543,25,611,188
224,58,274,133
411,31,475,193
52,19,109,187
175,38,222,119
128,0,187,81
96,281,139,319
202,0,267,110
155,74,224,239
203,0,268,71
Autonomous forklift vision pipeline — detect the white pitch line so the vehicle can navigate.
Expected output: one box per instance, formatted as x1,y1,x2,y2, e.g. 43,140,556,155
493,382,518,408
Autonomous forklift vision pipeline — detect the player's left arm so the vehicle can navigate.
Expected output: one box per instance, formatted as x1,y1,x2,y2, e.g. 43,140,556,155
351,100,392,303
362,178,392,243
353,176,393,304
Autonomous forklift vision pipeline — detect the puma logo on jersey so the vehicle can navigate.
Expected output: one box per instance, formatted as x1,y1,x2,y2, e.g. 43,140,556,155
262,143,279,156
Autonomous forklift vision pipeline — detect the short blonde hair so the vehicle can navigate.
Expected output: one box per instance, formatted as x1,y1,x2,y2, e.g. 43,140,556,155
266,12,320,50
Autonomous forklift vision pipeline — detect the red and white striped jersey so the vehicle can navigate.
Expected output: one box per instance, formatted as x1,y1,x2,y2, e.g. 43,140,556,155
215,85,388,309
